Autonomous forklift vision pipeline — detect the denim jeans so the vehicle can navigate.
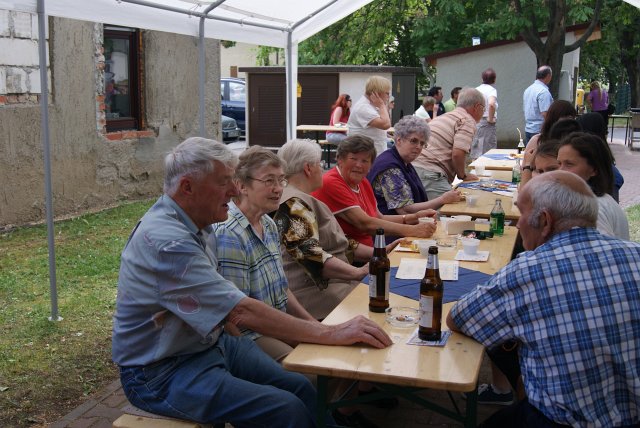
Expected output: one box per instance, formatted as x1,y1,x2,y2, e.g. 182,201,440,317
119,333,316,427
414,167,452,201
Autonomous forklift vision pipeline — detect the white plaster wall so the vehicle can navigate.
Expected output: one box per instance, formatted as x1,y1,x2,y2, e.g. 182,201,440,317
220,42,280,78
435,36,580,145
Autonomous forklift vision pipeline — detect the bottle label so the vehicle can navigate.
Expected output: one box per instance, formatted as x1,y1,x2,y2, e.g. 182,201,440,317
368,272,390,299
368,275,377,298
419,296,434,328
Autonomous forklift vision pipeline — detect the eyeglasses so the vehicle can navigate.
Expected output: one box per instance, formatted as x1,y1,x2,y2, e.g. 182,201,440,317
476,103,486,111
248,176,288,188
406,137,427,147
346,98,352,102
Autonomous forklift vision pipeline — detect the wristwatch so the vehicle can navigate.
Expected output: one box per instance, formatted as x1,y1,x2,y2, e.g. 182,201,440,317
522,165,533,172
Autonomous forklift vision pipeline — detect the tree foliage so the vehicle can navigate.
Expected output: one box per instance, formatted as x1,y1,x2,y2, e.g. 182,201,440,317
412,0,603,98
297,0,429,66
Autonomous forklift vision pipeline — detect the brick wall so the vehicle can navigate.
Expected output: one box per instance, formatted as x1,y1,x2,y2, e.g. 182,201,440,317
0,9,50,105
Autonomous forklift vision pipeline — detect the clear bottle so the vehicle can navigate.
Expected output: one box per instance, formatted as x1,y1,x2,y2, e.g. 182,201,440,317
490,199,505,235
517,138,525,154
368,228,390,313
419,246,443,341
512,157,522,184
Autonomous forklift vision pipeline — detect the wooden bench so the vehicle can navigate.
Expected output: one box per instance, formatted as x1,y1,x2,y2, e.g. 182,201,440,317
317,139,337,168
112,404,219,428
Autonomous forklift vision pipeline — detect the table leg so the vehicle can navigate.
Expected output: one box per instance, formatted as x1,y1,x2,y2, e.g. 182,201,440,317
610,117,614,143
316,375,328,428
464,385,478,428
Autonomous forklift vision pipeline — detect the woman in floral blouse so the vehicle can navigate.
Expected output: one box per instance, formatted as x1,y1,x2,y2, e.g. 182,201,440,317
273,140,398,320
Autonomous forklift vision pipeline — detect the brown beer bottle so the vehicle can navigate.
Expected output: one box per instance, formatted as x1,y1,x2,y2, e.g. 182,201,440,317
368,228,390,313
419,246,444,341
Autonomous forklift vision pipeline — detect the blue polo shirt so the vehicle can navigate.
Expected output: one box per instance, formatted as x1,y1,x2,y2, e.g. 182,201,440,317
112,195,246,367
523,79,553,134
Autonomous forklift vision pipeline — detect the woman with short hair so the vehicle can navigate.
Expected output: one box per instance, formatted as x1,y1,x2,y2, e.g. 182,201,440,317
312,134,437,247
347,75,392,156
367,115,461,216
210,145,317,362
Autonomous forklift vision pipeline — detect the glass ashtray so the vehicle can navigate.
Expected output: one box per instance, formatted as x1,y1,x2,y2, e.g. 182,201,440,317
436,237,457,247
385,307,419,328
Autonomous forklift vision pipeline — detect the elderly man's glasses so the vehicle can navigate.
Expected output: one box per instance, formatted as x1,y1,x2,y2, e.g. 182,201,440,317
248,176,288,188
406,137,427,147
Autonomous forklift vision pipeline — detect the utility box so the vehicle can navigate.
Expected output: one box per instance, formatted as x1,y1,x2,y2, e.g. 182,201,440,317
239,65,422,147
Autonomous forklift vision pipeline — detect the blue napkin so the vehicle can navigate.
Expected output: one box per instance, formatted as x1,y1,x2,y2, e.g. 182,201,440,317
481,153,514,161
366,266,491,303
457,179,517,193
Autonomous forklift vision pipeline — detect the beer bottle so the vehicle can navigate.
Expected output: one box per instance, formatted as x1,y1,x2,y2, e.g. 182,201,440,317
368,228,390,313
419,246,444,341
490,198,505,235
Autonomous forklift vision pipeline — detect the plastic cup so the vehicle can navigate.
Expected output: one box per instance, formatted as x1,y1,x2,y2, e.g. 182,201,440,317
461,238,480,255
417,240,437,256
475,164,485,175
466,195,478,207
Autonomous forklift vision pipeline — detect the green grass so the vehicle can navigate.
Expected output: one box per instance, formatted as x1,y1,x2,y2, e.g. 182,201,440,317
0,198,638,427
626,204,640,243
0,199,154,427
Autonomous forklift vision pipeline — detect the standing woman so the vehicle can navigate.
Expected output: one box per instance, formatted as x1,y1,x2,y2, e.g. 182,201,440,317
347,75,392,156
210,146,318,362
326,94,351,144
557,132,629,239
586,81,610,129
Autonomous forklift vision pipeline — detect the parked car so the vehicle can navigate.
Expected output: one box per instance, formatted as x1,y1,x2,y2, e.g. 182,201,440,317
221,77,246,134
221,114,241,142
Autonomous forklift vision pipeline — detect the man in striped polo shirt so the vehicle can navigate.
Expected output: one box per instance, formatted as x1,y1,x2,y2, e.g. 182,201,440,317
412,87,483,200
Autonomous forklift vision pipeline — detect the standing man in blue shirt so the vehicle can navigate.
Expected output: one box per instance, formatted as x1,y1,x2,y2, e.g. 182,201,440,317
448,170,640,428
112,137,392,427
522,65,554,143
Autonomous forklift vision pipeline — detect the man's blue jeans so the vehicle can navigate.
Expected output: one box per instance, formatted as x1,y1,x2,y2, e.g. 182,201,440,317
120,333,316,427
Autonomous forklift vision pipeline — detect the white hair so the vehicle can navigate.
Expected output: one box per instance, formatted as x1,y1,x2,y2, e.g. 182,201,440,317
278,139,322,177
163,137,238,195
456,87,485,109
528,178,598,231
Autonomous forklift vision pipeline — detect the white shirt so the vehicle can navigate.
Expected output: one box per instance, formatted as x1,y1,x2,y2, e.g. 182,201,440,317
597,194,630,240
347,95,388,156
476,83,498,120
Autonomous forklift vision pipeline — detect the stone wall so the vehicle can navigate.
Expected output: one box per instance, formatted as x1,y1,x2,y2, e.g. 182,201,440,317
0,14,221,228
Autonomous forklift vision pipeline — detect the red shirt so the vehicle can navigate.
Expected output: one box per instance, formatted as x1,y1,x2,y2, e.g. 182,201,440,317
312,167,377,246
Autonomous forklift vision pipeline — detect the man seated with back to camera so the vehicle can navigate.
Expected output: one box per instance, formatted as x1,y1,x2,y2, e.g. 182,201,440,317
112,137,392,428
447,170,640,428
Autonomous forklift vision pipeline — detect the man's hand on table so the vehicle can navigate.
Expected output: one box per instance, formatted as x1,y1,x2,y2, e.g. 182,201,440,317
463,173,479,182
330,315,393,349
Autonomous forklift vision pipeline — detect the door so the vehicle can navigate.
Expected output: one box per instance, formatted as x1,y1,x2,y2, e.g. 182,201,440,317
391,74,417,125
248,73,287,146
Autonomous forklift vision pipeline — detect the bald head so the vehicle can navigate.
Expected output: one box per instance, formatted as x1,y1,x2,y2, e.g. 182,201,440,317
520,170,598,236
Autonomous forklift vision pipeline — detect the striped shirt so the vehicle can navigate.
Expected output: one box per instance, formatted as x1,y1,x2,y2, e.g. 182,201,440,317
412,107,476,182
209,202,288,340
450,227,640,427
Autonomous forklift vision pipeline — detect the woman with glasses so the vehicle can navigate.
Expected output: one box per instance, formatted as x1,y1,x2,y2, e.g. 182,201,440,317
313,134,437,247
367,115,461,217
210,146,317,362
326,93,351,144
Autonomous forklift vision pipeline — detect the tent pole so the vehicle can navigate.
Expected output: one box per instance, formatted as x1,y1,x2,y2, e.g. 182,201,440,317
37,0,61,322
198,16,206,137
284,33,298,141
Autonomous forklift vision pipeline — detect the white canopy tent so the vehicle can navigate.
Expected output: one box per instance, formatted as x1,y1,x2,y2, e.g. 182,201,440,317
0,0,375,320
623,0,640,8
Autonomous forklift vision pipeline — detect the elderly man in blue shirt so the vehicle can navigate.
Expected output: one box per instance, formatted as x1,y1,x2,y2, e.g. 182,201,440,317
448,170,640,428
112,137,392,427
523,65,554,143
